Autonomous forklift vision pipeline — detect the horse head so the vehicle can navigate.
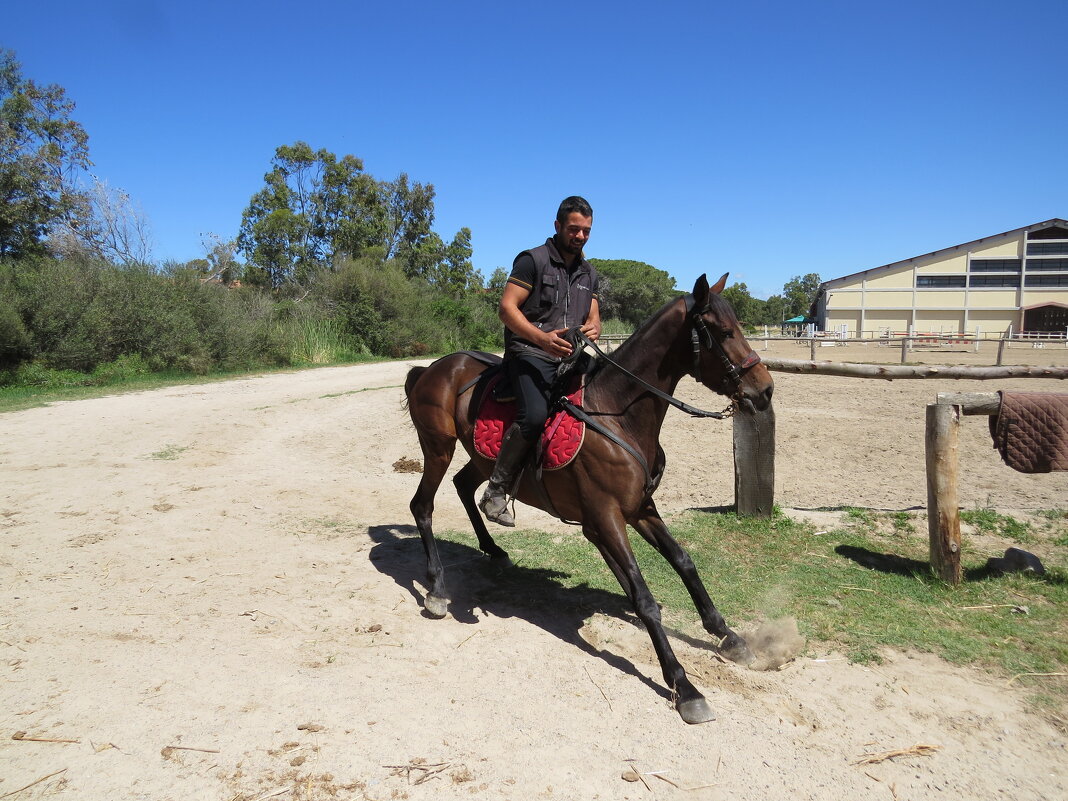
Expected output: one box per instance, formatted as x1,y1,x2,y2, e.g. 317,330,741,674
688,274,774,412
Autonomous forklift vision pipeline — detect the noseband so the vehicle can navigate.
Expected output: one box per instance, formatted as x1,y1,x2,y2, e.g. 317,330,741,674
685,294,761,390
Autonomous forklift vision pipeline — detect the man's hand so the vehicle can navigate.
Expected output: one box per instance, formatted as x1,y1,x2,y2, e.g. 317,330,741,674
580,319,601,342
541,328,574,358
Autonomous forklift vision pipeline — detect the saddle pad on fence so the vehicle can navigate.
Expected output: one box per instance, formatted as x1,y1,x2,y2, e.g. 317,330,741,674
989,391,1068,473
474,375,585,470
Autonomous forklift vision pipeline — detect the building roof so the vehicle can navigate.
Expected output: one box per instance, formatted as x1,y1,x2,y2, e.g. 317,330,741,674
818,218,1068,291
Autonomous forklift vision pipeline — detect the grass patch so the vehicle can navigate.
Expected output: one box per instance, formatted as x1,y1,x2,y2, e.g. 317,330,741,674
439,508,1068,715
962,508,1037,544
145,444,190,461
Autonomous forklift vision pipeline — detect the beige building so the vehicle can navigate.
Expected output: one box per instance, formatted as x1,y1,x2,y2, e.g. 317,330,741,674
813,219,1068,338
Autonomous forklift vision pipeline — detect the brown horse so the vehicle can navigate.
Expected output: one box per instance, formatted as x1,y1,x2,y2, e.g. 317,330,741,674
403,274,774,723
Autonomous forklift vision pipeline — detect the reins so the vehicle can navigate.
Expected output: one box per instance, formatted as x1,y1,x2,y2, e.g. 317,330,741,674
564,328,733,420
546,294,761,497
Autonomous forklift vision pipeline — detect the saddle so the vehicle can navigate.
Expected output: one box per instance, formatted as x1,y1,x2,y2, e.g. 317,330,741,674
473,371,586,470
989,391,1068,473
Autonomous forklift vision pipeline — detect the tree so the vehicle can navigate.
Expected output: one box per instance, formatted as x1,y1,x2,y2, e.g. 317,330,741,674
238,143,451,290
782,273,822,319
48,178,152,265
588,259,677,328
0,49,92,258
237,142,324,288
436,227,479,293
760,294,787,326
382,173,436,274
721,282,762,328
315,152,385,261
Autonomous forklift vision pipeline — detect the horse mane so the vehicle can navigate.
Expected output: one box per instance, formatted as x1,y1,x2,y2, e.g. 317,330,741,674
608,293,689,364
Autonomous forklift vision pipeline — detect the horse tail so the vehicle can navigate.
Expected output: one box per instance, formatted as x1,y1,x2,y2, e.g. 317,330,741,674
402,366,427,411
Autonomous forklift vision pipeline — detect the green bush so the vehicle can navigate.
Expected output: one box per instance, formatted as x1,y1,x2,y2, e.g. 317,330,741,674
2,250,509,388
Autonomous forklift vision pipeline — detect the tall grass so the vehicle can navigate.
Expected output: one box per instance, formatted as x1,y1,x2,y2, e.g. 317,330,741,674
286,317,365,365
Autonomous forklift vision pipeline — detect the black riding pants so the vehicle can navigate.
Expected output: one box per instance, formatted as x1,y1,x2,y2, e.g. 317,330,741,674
506,353,559,441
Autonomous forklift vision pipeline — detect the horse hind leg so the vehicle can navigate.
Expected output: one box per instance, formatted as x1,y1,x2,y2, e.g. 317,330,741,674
453,460,510,564
409,433,456,619
631,501,753,665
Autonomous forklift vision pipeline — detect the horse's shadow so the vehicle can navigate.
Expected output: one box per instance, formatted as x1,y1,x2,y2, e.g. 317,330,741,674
366,524,674,701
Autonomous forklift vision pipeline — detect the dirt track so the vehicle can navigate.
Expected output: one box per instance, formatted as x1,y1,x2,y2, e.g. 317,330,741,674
1,341,1066,799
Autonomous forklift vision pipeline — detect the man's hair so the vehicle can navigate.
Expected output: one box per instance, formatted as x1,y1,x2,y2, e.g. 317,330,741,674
556,195,593,223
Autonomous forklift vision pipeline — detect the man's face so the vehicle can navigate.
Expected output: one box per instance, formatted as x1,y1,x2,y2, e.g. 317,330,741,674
554,212,592,257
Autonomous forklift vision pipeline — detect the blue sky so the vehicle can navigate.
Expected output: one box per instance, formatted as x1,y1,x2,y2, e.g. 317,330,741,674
5,0,1066,298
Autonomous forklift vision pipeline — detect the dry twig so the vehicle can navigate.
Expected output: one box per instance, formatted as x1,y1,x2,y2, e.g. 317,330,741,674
384,760,451,785
852,744,941,765
584,666,612,711
161,745,220,756
0,768,67,799
11,731,80,744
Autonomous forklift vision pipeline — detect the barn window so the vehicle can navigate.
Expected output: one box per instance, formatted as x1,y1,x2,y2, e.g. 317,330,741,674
969,259,1021,272
1026,242,1068,256
917,275,966,288
1025,274,1068,287
969,275,1020,288
1027,258,1068,271
1028,225,1068,240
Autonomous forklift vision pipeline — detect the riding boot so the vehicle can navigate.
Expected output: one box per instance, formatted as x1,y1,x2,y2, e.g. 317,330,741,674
479,423,534,527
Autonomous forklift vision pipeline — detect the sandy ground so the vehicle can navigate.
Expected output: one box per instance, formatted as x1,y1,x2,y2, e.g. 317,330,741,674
2,339,1066,800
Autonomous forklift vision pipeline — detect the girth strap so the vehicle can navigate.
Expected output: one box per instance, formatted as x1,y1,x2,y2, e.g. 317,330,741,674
557,396,656,497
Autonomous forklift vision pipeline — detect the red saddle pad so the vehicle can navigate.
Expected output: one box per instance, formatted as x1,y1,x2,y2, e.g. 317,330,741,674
474,374,585,470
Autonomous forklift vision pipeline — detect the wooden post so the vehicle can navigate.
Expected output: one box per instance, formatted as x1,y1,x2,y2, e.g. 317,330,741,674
900,336,909,364
733,402,776,517
926,402,962,584
997,338,1007,366
809,336,817,361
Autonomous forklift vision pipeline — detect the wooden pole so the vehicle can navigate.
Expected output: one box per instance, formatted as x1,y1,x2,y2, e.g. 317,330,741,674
900,336,909,364
733,402,776,517
761,358,1068,380
926,402,962,584
997,338,1007,366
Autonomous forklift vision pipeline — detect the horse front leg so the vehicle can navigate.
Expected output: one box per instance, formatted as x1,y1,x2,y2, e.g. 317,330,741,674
582,514,716,725
631,500,754,665
410,435,455,618
452,460,510,564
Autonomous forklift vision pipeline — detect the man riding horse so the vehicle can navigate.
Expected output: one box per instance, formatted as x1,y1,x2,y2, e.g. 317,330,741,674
479,195,602,526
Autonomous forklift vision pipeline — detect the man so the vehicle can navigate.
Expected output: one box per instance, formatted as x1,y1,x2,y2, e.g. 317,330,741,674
479,196,601,526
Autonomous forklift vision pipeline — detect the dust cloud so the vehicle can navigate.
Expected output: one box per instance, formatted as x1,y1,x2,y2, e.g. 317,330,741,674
745,617,806,671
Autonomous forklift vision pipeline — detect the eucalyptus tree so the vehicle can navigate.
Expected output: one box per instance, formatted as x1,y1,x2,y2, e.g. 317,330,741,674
239,142,454,290
0,49,92,258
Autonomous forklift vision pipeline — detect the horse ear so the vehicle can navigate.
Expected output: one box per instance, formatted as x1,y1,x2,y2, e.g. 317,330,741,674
710,273,729,295
692,274,709,303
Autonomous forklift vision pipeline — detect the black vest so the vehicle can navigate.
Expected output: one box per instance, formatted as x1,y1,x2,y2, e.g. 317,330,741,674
505,238,597,359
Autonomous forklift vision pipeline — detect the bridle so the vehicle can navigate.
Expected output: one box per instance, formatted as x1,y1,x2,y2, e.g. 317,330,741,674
561,293,761,420
684,294,762,391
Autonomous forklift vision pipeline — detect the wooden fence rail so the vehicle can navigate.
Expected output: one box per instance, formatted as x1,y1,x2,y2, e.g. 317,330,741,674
733,361,1065,582
761,358,1068,380
750,334,1067,364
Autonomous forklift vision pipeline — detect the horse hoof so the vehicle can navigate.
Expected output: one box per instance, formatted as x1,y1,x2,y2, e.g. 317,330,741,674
677,696,716,725
490,554,512,568
424,594,449,619
720,634,756,666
